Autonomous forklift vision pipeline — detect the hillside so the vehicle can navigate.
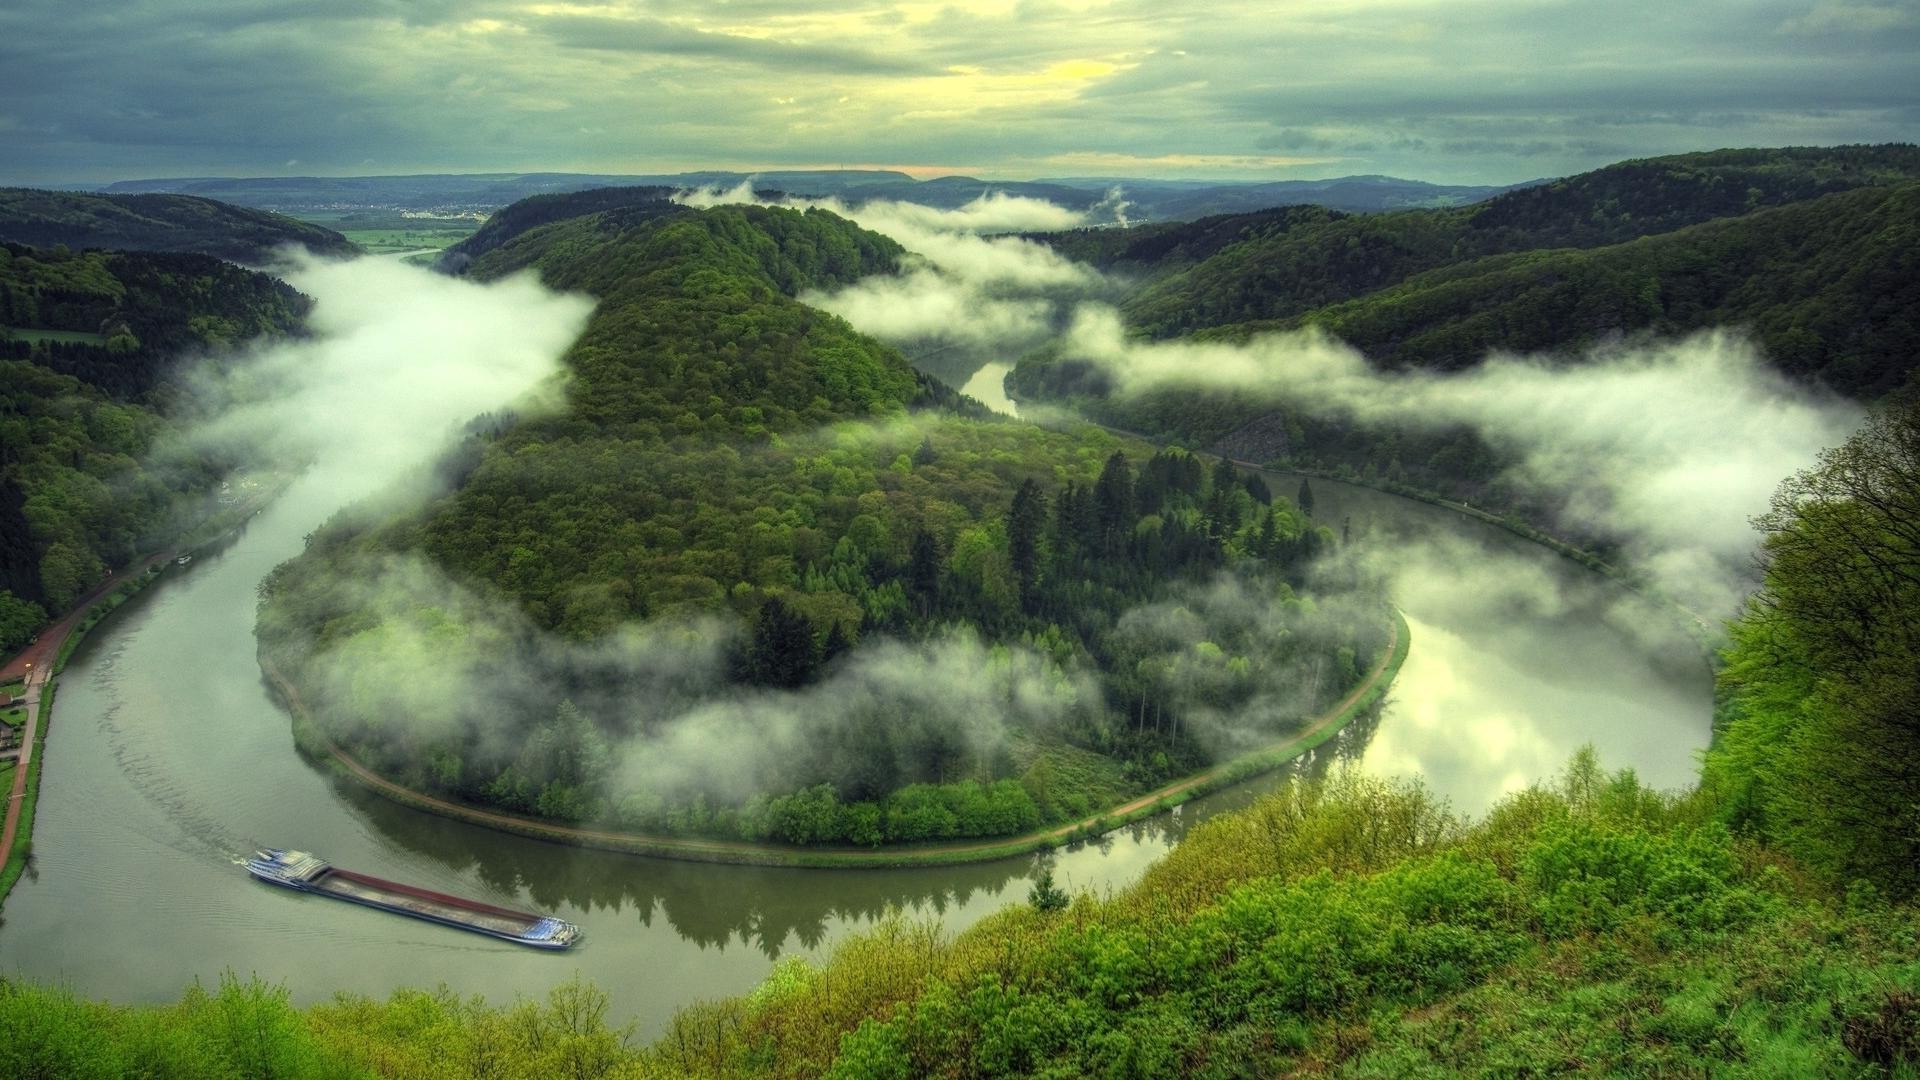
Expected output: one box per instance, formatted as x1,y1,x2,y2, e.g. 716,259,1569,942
0,243,311,647
257,200,1382,847
0,188,356,263
1049,144,1920,338
1008,146,1920,522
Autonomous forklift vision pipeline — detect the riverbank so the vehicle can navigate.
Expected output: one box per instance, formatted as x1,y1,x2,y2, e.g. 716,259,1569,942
0,475,293,908
263,606,1407,869
0,562,165,905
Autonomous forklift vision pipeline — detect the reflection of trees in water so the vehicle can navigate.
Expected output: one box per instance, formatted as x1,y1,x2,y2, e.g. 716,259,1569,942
320,692,1386,959
1054,695,1389,855
329,779,1024,957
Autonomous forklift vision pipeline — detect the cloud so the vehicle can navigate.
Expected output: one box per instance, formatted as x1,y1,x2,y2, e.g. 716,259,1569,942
1056,307,1863,613
533,14,931,75
677,183,1109,357
171,252,593,512
3,0,1914,185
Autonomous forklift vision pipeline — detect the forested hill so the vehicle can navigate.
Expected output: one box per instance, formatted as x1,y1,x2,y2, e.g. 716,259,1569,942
435,186,678,270
258,200,1376,844
1233,182,1920,397
1008,145,1920,518
0,243,312,649
1036,144,1920,338
0,188,356,263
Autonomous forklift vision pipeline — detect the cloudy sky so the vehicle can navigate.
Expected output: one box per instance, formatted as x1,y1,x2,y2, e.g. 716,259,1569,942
2,0,1916,185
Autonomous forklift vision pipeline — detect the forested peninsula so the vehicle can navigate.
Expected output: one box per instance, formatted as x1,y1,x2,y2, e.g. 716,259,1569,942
258,197,1389,852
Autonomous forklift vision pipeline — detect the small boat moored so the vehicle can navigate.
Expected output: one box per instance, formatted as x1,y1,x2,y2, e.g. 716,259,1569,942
245,848,581,950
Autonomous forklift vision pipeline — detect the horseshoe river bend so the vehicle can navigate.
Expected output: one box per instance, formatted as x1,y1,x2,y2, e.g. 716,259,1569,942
0,470,1711,1037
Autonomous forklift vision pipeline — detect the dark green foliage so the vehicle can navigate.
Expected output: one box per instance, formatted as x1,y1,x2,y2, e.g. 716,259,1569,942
1077,144,1920,341
259,200,1369,842
0,188,355,262
1266,181,1920,396
0,243,306,631
1028,865,1069,913
437,185,678,269
744,595,821,689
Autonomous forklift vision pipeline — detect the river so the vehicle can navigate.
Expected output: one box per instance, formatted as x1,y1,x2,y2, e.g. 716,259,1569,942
0,469,1712,1038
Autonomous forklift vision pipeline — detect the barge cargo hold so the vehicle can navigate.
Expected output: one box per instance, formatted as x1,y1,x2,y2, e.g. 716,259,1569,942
245,849,581,949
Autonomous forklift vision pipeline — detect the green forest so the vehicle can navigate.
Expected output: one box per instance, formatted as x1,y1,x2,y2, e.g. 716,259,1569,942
1005,147,1920,542
9,395,1919,1076
0,187,356,264
257,198,1385,846
0,242,312,649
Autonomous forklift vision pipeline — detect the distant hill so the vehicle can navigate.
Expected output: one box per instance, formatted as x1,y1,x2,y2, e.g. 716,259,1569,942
94,169,1518,225
1071,144,1920,338
1042,174,1528,216
436,186,681,270
1240,181,1920,397
1008,144,1920,523
0,188,356,263
98,171,920,216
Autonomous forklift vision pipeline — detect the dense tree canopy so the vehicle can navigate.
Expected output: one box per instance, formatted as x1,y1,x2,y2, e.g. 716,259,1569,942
1707,395,1920,894
258,202,1379,843
0,242,310,644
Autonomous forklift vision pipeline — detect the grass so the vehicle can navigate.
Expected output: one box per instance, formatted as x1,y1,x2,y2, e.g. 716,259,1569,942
1,325,109,345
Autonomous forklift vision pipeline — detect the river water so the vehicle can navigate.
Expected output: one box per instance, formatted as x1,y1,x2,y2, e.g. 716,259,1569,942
0,469,1712,1037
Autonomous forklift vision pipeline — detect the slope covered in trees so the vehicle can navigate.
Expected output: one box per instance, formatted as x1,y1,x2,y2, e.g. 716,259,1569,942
258,201,1381,843
1008,146,1920,524
0,188,356,263
0,243,311,648
1079,144,1920,339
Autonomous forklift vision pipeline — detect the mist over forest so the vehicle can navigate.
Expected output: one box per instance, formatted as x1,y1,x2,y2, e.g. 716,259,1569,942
3,121,1918,1074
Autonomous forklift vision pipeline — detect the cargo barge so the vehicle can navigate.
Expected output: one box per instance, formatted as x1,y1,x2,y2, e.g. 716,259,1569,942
245,849,581,949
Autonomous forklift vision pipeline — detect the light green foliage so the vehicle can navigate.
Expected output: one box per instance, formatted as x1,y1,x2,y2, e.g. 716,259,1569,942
1707,396,1920,896
632,756,1918,1077
4,756,1919,1076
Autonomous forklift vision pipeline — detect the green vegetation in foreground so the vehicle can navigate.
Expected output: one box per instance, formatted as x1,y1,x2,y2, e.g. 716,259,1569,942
5,756,1918,1078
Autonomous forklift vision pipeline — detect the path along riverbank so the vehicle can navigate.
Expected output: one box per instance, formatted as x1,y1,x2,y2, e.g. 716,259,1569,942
264,608,1406,869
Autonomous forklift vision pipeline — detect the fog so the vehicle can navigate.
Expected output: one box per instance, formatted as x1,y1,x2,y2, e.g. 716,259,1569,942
670,183,1862,618
1058,308,1862,613
169,252,593,515
676,182,1110,363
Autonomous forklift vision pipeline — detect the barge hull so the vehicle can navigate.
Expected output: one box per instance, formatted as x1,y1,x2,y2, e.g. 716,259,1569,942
246,849,579,949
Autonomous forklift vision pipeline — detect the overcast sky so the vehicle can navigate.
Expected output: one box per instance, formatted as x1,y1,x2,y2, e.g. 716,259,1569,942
3,0,1916,186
